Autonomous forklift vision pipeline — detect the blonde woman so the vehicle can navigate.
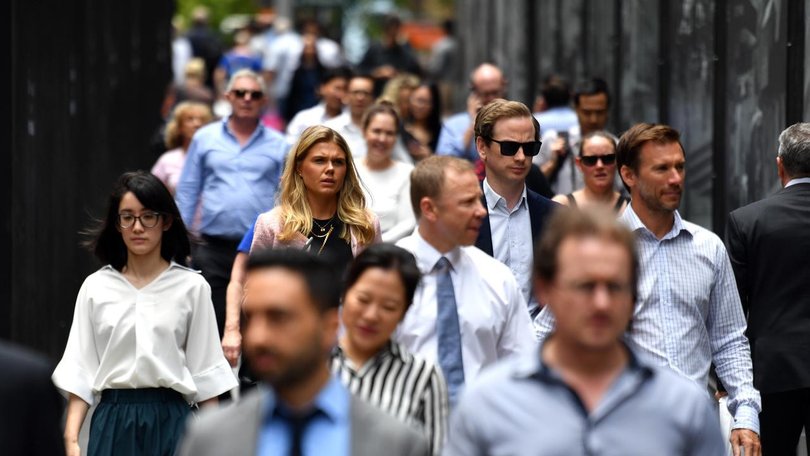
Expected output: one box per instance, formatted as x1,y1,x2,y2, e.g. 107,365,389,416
251,125,381,268
151,101,213,194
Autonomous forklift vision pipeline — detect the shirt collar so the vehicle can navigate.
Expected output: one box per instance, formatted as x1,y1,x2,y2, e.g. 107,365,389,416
620,202,695,240
412,229,463,273
512,338,652,382
786,177,810,187
221,116,264,143
482,178,528,211
262,376,350,425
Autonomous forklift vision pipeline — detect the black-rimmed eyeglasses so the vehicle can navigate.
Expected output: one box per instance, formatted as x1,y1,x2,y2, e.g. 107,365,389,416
118,212,163,229
486,138,542,157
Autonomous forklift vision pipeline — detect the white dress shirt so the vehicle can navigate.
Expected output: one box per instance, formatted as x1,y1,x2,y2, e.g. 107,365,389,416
356,160,415,242
52,263,238,405
395,230,537,384
482,179,534,306
285,103,344,145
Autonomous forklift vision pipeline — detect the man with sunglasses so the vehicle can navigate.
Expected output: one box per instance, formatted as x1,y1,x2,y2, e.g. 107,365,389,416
176,69,290,341
474,99,557,319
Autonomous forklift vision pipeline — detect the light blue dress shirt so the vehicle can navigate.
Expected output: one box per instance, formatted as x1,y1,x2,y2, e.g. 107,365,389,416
445,343,726,455
482,179,535,309
535,204,762,433
175,117,289,239
257,377,350,456
533,106,579,136
435,113,477,162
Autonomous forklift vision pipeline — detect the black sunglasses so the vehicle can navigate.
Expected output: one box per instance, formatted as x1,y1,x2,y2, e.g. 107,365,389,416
486,138,542,157
580,154,616,167
231,89,264,100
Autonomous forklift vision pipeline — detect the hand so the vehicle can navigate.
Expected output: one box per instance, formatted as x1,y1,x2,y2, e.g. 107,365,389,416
730,429,760,456
221,329,242,367
551,137,568,159
65,439,81,456
407,140,432,161
466,92,482,119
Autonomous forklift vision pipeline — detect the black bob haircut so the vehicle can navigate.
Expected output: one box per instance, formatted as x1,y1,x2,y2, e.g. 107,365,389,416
84,170,190,270
344,243,422,312
246,248,342,313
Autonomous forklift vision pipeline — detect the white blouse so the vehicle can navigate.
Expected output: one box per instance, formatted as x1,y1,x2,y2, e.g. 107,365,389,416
52,263,237,405
356,160,416,243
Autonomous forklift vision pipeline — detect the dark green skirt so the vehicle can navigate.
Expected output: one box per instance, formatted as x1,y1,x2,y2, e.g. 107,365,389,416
88,388,190,456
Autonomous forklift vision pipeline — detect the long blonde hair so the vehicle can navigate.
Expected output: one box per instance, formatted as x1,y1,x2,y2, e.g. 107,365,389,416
277,125,376,244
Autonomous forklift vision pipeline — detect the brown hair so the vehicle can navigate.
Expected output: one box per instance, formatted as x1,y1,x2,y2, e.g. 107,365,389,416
361,101,400,133
534,207,639,303
164,101,213,149
409,155,474,218
616,123,683,192
473,99,536,144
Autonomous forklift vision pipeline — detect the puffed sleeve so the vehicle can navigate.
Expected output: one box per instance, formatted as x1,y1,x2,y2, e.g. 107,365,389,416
52,278,100,405
184,276,238,402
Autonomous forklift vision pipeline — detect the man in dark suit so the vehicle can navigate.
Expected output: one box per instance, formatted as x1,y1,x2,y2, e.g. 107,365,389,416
179,249,428,456
474,99,557,318
0,341,65,456
726,122,810,454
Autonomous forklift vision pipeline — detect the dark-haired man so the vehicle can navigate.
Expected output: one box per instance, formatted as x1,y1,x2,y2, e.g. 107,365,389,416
536,123,762,456
285,67,350,145
726,122,810,454
179,249,428,456
534,77,611,195
447,208,725,455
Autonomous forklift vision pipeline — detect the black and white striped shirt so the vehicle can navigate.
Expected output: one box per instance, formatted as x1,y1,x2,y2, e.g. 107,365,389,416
330,341,449,455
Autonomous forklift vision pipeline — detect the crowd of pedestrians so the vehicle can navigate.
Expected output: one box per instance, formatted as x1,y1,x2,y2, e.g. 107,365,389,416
29,8,810,456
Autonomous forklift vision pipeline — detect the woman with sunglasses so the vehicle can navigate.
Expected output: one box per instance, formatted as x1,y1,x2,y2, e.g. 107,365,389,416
251,125,381,268
53,171,237,456
552,130,628,212
331,243,449,455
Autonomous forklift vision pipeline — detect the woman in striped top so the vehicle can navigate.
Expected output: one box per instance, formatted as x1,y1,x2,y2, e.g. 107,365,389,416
330,243,449,455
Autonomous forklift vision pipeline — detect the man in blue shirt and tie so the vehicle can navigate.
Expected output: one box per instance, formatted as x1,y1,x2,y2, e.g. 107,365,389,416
175,69,289,337
178,249,428,456
446,208,725,455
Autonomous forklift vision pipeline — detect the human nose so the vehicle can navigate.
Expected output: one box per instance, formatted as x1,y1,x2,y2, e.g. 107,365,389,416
474,199,486,217
361,304,380,322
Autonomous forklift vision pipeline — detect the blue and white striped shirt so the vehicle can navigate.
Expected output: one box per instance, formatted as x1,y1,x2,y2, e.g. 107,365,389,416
535,204,761,432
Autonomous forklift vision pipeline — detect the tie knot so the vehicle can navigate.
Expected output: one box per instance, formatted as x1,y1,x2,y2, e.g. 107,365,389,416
435,256,451,272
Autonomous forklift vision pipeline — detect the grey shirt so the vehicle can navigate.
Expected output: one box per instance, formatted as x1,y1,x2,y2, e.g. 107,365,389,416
444,343,725,456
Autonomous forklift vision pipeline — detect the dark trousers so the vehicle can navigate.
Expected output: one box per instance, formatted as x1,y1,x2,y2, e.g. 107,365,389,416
192,235,240,338
760,388,810,455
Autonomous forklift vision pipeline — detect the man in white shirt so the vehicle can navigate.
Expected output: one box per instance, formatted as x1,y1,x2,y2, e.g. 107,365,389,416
473,99,557,317
324,73,410,162
285,66,350,145
396,156,536,406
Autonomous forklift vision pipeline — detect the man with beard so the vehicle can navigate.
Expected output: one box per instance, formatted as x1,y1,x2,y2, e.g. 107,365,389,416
535,123,762,456
179,249,428,456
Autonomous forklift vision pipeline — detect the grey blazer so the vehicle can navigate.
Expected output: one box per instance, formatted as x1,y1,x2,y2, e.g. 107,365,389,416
177,389,429,456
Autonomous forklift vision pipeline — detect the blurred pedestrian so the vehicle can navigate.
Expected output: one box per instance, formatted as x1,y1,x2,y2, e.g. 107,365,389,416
176,69,289,337
402,81,442,161
285,66,350,146
358,14,422,95
446,208,726,455
332,243,449,455
151,101,213,195
214,29,263,98
356,103,415,242
186,6,223,91
53,171,237,456
427,19,460,117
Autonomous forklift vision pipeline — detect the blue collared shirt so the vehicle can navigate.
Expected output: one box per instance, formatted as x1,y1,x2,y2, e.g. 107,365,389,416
176,117,289,239
535,204,762,432
533,106,579,135
445,343,725,456
257,377,350,456
435,112,477,162
482,179,535,309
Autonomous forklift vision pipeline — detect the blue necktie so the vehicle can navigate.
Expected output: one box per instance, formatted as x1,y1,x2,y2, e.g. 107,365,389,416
435,256,464,406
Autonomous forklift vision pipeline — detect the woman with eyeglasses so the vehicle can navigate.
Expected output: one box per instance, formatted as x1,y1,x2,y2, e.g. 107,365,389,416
357,102,416,242
552,130,628,212
251,125,381,268
331,243,449,455
53,171,237,456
